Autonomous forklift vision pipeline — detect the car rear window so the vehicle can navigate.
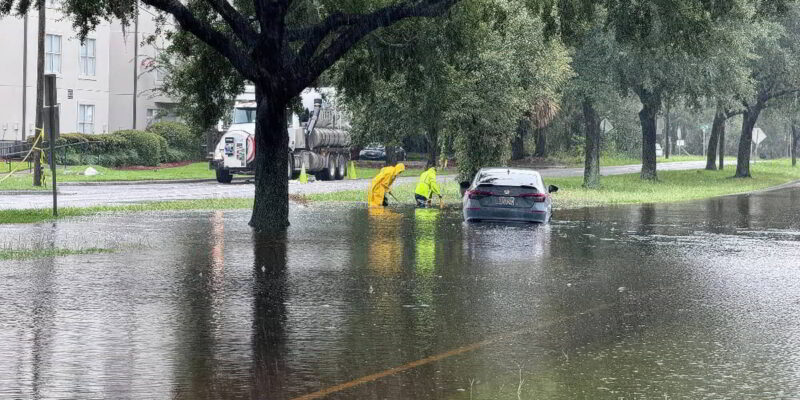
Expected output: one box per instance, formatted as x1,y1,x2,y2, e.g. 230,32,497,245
475,171,543,191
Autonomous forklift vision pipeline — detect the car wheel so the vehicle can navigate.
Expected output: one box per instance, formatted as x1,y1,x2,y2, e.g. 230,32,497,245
216,167,233,184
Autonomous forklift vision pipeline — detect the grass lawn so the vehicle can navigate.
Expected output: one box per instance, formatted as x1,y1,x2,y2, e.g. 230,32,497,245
0,197,261,224
0,161,456,191
0,162,216,190
308,160,800,209
0,247,113,261
556,154,707,167
353,165,456,180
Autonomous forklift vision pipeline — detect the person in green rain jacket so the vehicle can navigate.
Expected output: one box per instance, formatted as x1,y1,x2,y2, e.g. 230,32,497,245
414,165,442,207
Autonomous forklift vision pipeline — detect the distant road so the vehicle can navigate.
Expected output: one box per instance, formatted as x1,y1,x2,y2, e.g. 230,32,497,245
0,161,711,210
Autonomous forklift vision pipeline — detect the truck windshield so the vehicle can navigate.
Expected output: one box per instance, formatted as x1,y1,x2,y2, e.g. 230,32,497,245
233,108,257,124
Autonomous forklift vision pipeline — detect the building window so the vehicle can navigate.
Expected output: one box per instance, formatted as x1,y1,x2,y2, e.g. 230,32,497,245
146,109,158,125
78,104,95,133
79,38,96,76
45,34,61,74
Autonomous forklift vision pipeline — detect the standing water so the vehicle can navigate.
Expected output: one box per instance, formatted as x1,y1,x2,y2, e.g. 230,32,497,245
1,186,800,398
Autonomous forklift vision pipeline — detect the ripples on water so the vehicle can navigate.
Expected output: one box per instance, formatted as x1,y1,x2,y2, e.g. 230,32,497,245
1,189,799,399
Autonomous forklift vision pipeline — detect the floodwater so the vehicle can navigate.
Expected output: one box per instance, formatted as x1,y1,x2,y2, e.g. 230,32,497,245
2,186,800,399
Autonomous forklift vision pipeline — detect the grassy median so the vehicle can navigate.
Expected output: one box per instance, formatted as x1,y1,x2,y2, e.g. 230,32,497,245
308,160,800,208
2,160,798,224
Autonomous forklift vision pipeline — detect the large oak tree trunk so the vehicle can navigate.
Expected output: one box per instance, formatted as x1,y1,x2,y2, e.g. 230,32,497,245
735,106,762,178
638,92,660,180
249,86,290,232
705,109,725,170
582,98,600,188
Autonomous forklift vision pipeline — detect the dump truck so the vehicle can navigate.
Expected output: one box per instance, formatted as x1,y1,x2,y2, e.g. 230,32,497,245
210,98,351,183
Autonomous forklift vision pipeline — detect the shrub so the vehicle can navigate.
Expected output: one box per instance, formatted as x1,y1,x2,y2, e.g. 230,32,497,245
29,130,172,167
115,130,168,166
146,121,200,159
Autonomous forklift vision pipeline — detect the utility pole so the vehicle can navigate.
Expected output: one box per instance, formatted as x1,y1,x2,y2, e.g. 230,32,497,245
33,0,45,186
132,1,138,129
45,74,58,216
22,13,28,141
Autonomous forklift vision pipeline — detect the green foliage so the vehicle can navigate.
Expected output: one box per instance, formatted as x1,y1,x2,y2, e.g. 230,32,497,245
337,0,572,180
146,121,201,159
36,130,173,167
154,31,245,134
114,130,168,166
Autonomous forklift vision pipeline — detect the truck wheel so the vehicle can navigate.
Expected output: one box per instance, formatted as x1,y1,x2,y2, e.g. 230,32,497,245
320,154,336,181
287,154,294,180
216,167,233,184
335,155,346,180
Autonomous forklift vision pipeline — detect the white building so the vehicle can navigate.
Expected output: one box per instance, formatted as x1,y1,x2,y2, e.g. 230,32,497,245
0,3,176,146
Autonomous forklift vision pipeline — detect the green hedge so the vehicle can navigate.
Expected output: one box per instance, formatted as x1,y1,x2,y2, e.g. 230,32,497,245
115,130,168,166
27,122,203,167
146,121,201,159
34,130,170,167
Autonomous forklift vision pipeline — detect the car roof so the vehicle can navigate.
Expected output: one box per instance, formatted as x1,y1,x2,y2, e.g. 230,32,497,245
478,168,542,178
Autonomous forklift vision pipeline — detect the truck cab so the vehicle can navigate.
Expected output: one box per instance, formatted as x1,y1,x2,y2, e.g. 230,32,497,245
210,97,351,184
210,102,258,183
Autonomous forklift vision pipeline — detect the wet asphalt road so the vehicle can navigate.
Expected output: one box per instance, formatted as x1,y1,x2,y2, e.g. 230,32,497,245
0,161,710,210
1,181,799,399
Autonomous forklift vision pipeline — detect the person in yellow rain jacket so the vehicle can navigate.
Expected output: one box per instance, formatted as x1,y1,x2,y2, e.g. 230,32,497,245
368,163,405,207
414,165,442,208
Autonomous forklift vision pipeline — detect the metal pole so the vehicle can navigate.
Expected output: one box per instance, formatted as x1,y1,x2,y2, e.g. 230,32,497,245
132,1,138,129
22,13,28,141
702,128,706,157
45,74,57,216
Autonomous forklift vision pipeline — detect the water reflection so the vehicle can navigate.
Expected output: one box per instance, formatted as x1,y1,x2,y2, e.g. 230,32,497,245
367,208,405,276
413,208,438,276
2,186,800,398
251,231,289,398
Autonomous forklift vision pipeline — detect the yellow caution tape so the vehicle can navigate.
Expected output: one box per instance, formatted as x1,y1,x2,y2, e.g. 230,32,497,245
0,128,47,185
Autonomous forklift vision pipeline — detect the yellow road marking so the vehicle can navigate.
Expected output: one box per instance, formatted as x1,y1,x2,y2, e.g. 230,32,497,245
292,303,612,400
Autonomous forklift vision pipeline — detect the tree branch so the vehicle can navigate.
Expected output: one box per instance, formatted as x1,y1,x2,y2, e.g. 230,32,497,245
289,0,459,90
142,0,257,80
204,0,257,45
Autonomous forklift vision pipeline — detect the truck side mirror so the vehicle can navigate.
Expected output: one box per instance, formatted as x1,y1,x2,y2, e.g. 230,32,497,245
459,181,471,197
548,185,559,193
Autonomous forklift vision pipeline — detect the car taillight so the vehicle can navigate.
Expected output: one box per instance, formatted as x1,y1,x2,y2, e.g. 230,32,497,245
467,190,493,199
519,193,548,202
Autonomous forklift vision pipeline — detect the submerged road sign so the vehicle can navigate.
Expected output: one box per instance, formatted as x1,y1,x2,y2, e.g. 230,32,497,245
753,128,767,144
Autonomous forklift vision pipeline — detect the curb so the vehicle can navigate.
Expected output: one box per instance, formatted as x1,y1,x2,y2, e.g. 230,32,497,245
58,178,244,186
0,190,60,196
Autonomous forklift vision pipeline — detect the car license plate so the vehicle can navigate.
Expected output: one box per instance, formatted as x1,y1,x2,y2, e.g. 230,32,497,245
496,196,515,206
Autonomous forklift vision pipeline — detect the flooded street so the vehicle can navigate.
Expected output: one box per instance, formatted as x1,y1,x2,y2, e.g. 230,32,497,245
2,186,800,399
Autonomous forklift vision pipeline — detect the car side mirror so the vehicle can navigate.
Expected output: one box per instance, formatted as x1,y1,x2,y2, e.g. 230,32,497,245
459,181,471,197
548,185,559,193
